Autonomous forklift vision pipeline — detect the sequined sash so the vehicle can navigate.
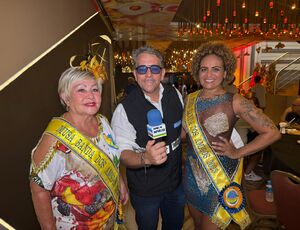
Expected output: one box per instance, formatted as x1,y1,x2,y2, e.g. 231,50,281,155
45,117,119,204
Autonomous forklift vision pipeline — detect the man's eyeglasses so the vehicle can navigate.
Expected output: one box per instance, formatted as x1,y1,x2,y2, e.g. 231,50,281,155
135,65,162,74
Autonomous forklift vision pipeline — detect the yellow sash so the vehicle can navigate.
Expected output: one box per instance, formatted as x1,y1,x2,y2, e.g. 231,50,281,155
184,91,250,229
45,117,119,205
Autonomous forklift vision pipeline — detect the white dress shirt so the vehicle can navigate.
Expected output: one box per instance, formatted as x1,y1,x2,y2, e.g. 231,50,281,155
111,84,183,152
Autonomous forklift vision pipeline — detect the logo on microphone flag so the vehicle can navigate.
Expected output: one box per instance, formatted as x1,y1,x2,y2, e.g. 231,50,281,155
147,124,167,139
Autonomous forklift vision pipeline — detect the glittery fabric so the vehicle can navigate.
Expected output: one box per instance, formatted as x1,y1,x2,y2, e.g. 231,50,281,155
183,92,239,217
204,112,229,137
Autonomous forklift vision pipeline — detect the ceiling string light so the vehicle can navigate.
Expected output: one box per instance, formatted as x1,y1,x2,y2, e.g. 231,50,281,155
164,42,199,72
176,0,300,39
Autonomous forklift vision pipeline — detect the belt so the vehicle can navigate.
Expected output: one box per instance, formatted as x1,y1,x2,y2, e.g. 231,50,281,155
134,137,181,155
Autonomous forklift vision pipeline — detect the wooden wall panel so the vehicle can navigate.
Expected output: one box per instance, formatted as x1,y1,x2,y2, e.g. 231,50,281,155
0,14,112,229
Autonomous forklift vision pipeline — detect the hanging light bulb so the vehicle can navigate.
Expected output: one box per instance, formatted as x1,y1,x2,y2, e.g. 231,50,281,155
242,1,246,8
225,17,228,23
263,18,267,24
207,10,211,16
291,3,296,10
280,10,284,16
255,11,259,17
269,1,274,9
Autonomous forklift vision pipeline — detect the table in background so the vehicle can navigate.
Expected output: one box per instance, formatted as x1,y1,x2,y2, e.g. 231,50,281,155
264,133,300,177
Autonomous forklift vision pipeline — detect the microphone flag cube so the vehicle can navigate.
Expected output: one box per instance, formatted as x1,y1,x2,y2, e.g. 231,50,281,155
147,123,167,139
147,109,167,140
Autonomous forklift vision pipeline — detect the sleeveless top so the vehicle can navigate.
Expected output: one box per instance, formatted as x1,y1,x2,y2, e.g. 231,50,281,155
183,92,239,216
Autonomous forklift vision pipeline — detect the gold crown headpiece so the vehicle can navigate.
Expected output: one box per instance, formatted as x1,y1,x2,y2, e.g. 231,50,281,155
70,35,111,83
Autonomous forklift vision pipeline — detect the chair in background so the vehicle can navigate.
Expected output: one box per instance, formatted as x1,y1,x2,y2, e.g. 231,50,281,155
271,170,300,230
243,179,278,229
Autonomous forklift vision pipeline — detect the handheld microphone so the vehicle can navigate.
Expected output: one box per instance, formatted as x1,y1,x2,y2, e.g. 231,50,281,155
146,109,167,142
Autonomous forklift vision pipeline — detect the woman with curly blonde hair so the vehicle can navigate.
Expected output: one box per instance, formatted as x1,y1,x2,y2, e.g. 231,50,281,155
182,41,280,230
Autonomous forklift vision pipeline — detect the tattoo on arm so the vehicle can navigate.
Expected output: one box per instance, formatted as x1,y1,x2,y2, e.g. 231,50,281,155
239,98,277,130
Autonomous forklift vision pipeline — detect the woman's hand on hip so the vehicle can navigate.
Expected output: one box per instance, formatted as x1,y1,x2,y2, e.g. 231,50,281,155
212,136,240,159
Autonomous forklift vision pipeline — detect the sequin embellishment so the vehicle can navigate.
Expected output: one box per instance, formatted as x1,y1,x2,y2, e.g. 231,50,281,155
203,112,229,137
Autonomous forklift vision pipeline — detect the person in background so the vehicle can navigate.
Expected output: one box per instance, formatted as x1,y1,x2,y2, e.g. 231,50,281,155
251,75,266,111
280,97,300,129
30,61,128,229
182,41,281,230
188,76,199,94
111,46,185,230
125,76,138,95
242,97,263,182
179,76,188,99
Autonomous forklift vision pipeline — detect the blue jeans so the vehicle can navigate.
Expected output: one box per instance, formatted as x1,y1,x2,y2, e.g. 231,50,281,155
130,184,185,230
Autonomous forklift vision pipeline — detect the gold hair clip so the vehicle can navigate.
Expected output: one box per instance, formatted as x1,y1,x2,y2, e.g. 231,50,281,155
70,35,112,83
79,55,108,82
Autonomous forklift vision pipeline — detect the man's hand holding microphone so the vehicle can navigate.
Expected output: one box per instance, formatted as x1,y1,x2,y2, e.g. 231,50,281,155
143,109,168,166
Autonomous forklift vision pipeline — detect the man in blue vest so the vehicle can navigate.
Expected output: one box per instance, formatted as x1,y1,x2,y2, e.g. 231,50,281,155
111,46,185,230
